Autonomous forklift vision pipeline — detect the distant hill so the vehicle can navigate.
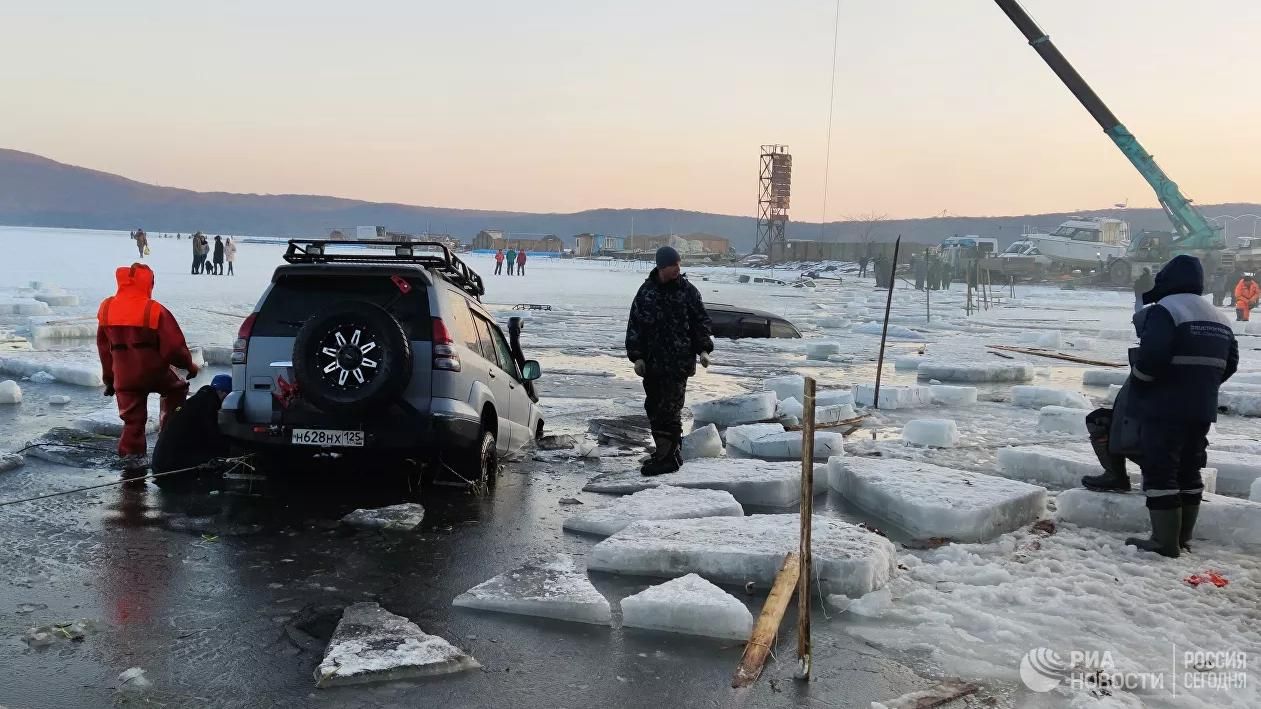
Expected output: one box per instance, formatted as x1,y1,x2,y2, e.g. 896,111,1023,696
1,148,1257,252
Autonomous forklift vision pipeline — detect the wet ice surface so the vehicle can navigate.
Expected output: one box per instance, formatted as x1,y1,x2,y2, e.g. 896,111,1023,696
316,602,479,687
562,485,743,537
590,514,898,597
620,573,753,641
452,553,612,625
2,227,1260,707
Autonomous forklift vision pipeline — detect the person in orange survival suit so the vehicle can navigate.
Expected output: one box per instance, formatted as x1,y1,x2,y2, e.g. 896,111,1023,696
96,263,199,472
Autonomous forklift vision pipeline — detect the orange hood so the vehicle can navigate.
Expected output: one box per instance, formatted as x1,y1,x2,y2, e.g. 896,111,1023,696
98,263,160,328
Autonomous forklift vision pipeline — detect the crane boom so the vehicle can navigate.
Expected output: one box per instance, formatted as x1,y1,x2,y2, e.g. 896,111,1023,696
993,0,1223,249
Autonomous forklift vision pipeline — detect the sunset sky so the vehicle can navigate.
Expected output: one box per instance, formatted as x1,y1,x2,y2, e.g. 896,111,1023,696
3,0,1258,220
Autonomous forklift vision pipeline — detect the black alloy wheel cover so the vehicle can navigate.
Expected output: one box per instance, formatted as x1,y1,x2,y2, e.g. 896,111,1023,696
292,301,412,415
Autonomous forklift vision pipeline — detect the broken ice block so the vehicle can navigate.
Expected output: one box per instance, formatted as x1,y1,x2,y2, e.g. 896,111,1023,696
452,554,612,625
724,423,785,452
1082,369,1129,386
620,574,753,640
806,342,841,360
928,385,977,407
828,457,1046,542
562,485,743,537
341,503,425,532
315,602,478,687
731,429,845,461
1251,478,1260,502
777,398,858,426
201,345,234,366
764,375,805,402
1104,384,1122,405
0,356,105,387
1205,450,1261,497
681,424,723,459
901,419,959,448
997,445,1217,494
853,322,924,340
1056,488,1261,548
1010,386,1090,410
583,458,827,507
854,384,931,410
0,453,23,473
916,362,1034,383
589,515,897,597
0,380,21,404
1218,390,1261,417
1037,406,1088,436
691,391,777,427
894,355,924,372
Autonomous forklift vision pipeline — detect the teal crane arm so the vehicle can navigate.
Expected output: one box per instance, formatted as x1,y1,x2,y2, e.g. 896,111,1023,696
993,0,1223,248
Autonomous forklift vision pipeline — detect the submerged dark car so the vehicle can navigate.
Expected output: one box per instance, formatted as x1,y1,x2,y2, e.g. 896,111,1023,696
706,303,801,339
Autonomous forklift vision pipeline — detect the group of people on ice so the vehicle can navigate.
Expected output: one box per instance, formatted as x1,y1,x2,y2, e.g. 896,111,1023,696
1137,267,1260,321
493,248,529,276
190,232,236,275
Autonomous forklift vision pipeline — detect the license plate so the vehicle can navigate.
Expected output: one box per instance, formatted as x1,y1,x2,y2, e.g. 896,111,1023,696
291,429,364,447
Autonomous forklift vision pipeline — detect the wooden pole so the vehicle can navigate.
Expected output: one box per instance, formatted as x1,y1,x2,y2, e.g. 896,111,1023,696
872,235,901,410
732,552,800,688
795,377,816,680
926,278,931,323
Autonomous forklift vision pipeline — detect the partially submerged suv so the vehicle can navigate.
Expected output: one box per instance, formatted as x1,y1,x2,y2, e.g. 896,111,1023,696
219,240,544,484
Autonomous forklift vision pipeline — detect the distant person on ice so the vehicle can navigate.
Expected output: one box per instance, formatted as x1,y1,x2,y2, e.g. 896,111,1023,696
96,263,199,476
494,248,505,275
1104,255,1237,558
506,247,517,276
626,246,713,477
516,249,527,276
212,235,225,275
224,237,236,275
1234,273,1259,322
133,228,148,258
1132,267,1154,313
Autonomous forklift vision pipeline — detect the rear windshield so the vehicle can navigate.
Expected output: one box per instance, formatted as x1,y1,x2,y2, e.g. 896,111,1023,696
254,272,431,339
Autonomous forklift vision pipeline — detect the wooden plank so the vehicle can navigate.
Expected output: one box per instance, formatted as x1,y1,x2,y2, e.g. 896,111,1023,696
987,344,1125,367
732,552,800,689
874,679,980,708
796,378,816,680
782,414,866,433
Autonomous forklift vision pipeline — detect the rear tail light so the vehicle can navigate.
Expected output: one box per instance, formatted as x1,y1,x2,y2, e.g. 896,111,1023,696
432,317,461,372
232,313,257,365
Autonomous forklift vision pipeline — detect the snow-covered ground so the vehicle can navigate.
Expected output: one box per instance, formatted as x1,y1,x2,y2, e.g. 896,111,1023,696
1,226,1258,707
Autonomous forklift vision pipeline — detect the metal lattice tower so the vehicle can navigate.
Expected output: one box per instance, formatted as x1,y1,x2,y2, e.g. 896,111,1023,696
754,145,792,255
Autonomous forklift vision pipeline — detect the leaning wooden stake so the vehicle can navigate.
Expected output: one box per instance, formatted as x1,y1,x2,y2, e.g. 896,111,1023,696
872,235,902,410
795,378,816,680
732,552,800,688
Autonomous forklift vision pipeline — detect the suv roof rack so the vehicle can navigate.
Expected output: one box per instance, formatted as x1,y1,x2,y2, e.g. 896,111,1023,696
283,240,485,298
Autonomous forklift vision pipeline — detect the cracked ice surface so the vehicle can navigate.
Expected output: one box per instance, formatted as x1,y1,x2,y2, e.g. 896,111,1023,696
589,514,897,597
562,485,743,537
316,602,478,687
582,457,827,507
452,553,612,625
620,573,753,640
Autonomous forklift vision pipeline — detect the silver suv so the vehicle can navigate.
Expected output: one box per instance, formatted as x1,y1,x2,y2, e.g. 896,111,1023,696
218,240,544,485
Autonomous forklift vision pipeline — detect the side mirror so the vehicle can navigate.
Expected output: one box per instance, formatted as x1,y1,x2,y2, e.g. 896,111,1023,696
521,360,542,381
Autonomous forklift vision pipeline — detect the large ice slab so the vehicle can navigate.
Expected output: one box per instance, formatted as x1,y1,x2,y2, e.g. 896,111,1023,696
901,419,959,448
854,384,931,410
0,298,50,316
997,445,1217,494
1206,450,1261,497
583,458,827,507
589,515,898,597
1082,369,1129,386
853,322,924,340
917,362,1034,383
0,453,23,473
341,503,426,532
1010,386,1091,410
806,342,840,360
452,554,612,625
620,574,753,640
726,423,844,461
894,355,924,372
1218,390,1261,417
315,602,478,687
691,391,777,427
681,424,723,460
828,458,1046,542
1056,488,1261,548
562,486,743,537
777,397,858,427
0,356,104,387
24,428,119,468
72,401,159,437
1037,406,1088,435
928,385,977,407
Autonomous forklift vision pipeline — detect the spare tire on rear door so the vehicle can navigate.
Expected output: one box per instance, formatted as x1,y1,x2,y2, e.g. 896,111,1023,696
292,301,412,415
